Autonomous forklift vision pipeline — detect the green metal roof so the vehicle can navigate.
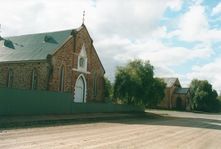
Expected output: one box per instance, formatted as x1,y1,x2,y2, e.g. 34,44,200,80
0,29,74,62
175,88,189,94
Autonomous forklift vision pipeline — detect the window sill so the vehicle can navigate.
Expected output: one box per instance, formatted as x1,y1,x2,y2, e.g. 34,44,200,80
72,68,91,74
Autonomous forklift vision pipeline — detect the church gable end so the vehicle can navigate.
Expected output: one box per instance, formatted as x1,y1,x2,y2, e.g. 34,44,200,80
47,25,105,102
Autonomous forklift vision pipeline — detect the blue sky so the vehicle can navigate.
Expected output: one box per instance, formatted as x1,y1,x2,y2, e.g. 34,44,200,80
1,0,221,92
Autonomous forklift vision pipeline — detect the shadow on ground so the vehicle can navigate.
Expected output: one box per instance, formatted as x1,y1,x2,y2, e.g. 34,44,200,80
1,112,221,131
113,113,221,131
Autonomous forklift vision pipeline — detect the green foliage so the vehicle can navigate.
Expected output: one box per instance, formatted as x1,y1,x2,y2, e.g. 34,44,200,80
113,59,166,106
218,96,221,101
190,79,221,112
147,78,166,107
104,77,113,102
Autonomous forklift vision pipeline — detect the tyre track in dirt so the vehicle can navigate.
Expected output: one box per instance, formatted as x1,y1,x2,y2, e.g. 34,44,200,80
0,111,220,149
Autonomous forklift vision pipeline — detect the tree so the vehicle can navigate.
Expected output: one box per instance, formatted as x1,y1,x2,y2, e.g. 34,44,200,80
104,77,113,102
113,59,165,106
147,78,166,107
218,96,221,101
189,79,221,112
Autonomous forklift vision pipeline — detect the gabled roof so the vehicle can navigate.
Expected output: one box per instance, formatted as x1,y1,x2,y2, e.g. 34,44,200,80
162,77,179,88
0,27,82,63
175,88,189,94
0,25,105,73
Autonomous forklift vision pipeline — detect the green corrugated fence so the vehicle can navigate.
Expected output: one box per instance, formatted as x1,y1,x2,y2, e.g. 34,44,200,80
0,88,143,116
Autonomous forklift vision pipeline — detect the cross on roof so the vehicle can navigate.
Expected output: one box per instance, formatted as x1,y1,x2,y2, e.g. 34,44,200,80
82,10,85,24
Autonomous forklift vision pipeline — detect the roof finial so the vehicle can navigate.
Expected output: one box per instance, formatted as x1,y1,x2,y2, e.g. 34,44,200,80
82,10,85,25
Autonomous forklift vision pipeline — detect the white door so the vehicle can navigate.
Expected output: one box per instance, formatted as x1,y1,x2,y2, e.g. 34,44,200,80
74,77,85,103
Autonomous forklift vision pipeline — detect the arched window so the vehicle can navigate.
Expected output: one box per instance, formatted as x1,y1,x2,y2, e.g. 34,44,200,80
59,65,65,92
7,69,13,88
78,44,87,71
79,57,85,68
93,73,97,97
31,69,38,90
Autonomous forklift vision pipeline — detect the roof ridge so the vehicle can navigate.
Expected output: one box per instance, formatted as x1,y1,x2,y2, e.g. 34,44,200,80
4,28,75,38
161,77,178,79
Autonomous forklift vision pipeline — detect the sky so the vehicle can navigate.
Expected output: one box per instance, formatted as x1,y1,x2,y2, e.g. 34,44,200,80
1,0,221,92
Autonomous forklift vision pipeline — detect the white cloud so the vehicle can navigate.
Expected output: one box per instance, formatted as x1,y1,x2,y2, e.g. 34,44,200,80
212,2,221,16
95,33,213,83
180,5,208,38
90,0,170,39
170,5,208,41
187,58,221,91
154,66,177,78
167,0,183,11
106,38,212,67
0,0,183,38
168,3,221,43
0,0,95,36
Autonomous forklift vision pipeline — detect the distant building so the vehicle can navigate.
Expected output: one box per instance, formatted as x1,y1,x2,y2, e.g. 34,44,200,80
0,24,105,102
158,77,190,110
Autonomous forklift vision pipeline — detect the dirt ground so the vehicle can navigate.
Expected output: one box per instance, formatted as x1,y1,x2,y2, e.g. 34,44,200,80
0,110,221,149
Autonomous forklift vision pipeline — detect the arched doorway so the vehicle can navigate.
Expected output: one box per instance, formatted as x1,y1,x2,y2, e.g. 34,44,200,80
176,97,183,110
74,75,86,103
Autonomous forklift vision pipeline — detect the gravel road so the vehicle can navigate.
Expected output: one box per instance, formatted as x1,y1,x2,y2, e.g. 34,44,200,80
0,110,221,149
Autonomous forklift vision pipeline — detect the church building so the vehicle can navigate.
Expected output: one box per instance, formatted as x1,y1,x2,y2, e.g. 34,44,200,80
0,24,105,102
158,77,190,110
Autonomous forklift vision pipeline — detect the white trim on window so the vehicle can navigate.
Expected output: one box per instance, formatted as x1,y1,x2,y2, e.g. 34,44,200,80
77,43,87,72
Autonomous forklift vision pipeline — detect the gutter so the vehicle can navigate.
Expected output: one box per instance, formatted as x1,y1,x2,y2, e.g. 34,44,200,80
0,59,47,64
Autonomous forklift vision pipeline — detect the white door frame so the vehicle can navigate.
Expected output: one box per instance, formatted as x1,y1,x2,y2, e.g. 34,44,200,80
74,74,87,103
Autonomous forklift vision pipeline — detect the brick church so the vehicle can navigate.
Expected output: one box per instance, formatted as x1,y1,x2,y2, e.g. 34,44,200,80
158,78,190,110
0,24,105,102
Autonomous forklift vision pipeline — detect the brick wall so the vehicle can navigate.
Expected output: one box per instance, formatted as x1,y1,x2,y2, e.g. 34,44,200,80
48,37,74,92
158,79,183,109
0,62,49,90
172,93,190,110
158,88,170,109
